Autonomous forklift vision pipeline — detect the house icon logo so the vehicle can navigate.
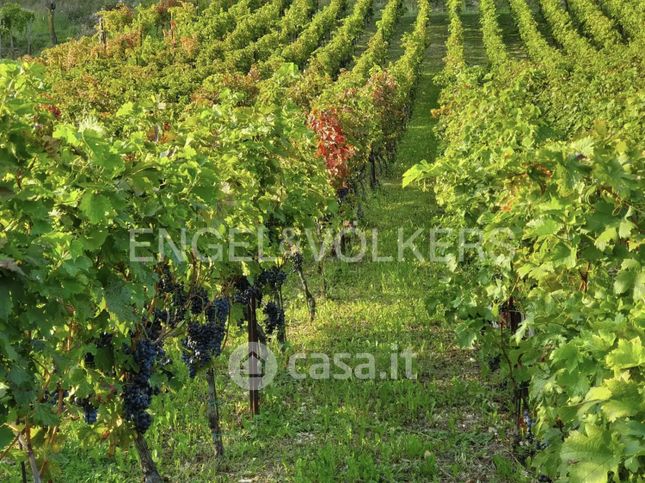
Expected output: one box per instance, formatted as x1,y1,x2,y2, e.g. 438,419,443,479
228,342,277,390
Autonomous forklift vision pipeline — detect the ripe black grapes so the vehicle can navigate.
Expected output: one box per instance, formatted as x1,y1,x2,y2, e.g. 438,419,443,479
84,402,98,425
157,263,175,294
233,277,262,306
123,337,165,434
47,389,68,406
181,316,226,378
206,297,229,325
181,295,228,377
84,351,95,367
263,301,285,336
257,267,287,292
190,287,209,315
170,284,188,326
75,397,97,425
97,332,113,348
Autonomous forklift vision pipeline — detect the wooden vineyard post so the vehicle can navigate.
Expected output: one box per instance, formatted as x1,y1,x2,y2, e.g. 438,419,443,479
47,1,57,46
248,293,260,416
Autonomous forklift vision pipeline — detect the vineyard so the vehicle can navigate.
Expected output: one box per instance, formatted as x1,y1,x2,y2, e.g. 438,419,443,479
0,0,643,481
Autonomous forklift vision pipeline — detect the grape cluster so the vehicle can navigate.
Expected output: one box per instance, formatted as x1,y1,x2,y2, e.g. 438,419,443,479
82,399,98,425
190,287,209,315
171,285,188,326
257,267,287,292
97,332,113,348
83,332,114,368
157,263,175,294
46,389,69,406
156,263,188,327
523,410,534,442
181,316,226,378
206,297,230,325
123,338,164,434
233,277,262,306
84,351,95,367
70,396,98,425
263,301,285,336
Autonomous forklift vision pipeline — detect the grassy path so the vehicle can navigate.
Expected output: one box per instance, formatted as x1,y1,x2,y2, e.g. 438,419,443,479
497,1,529,60
461,7,489,66
525,0,560,48
386,0,422,61
351,0,388,61
258,7,522,476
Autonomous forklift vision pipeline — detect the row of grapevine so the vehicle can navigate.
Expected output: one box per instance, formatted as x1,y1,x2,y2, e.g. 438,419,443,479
198,0,289,65
538,0,595,57
404,0,644,481
305,0,375,78
350,0,402,80
599,0,644,43
195,0,262,47
507,0,563,68
0,58,336,481
310,0,429,193
479,0,509,67
222,0,316,72
443,0,465,75
566,0,622,49
276,0,347,68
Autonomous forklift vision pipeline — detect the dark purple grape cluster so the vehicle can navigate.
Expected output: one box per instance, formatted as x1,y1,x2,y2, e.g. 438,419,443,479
233,277,262,306
72,397,97,425
47,389,69,406
523,410,535,443
257,267,287,292
171,285,188,326
83,400,98,425
97,332,113,348
157,263,175,294
190,287,209,315
123,338,164,434
181,315,226,378
84,332,114,368
206,297,229,325
156,264,187,326
263,301,285,335
84,351,95,367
